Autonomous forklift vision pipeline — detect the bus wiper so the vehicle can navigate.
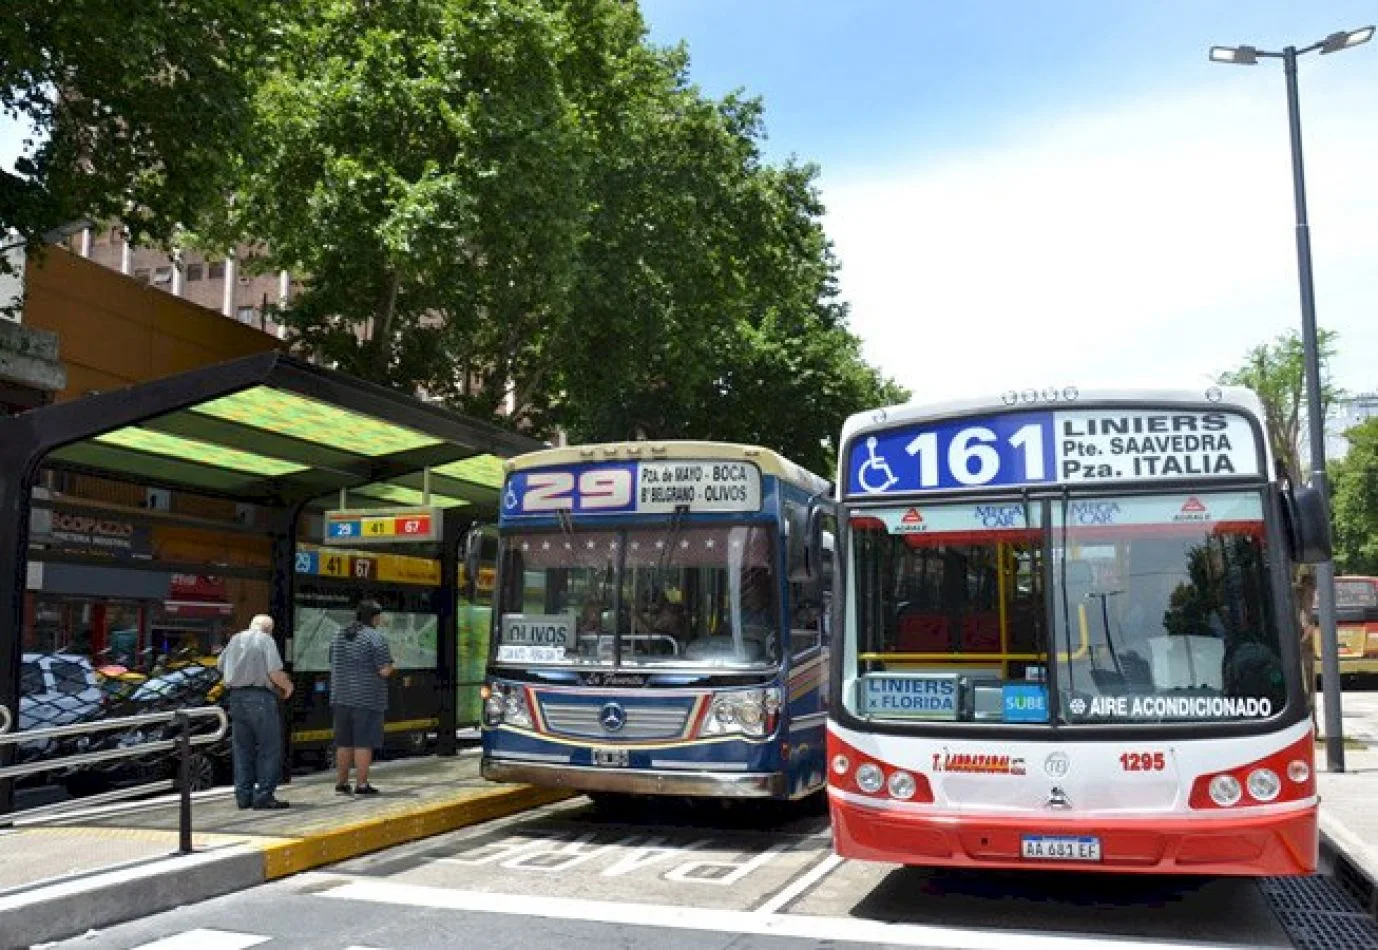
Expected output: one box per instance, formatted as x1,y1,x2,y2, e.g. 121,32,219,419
659,504,690,576
1059,488,1079,705
556,507,575,543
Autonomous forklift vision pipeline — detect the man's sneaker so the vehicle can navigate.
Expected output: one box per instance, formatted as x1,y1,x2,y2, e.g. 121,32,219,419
355,784,380,796
252,798,291,810
335,783,353,795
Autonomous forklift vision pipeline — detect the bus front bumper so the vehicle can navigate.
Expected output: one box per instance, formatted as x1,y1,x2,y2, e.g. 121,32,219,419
829,789,1318,877
483,757,788,799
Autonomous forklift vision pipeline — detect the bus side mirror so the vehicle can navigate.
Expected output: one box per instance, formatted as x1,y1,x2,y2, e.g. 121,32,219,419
1283,486,1332,564
788,505,827,583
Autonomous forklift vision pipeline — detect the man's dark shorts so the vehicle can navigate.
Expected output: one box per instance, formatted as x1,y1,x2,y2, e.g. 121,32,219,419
332,704,384,750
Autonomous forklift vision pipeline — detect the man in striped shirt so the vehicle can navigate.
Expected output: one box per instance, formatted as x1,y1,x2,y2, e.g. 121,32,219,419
329,599,394,796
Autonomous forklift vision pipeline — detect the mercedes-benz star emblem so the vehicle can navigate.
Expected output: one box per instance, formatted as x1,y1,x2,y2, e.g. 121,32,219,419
599,702,627,733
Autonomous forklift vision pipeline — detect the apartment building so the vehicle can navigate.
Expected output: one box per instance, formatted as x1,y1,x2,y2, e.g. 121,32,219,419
64,226,294,337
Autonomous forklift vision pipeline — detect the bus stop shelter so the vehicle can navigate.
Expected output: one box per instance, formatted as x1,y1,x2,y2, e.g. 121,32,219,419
0,351,543,809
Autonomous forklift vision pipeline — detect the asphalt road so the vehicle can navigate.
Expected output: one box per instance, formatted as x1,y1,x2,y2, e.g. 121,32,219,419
48,795,1301,950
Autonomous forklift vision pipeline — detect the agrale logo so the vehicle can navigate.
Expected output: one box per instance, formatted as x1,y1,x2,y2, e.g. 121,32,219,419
1172,496,1211,523
895,508,928,534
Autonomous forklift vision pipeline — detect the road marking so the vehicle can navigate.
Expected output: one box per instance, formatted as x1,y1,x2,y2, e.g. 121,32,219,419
319,879,1251,950
127,929,270,950
755,853,844,914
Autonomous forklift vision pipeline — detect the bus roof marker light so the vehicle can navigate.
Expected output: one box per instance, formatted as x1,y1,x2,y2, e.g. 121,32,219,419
872,409,888,424
1002,391,1019,406
1205,386,1223,403
1042,387,1060,402
1020,389,1038,405
1062,386,1079,401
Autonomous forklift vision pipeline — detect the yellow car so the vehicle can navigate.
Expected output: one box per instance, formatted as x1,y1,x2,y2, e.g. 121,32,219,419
1315,576,1378,678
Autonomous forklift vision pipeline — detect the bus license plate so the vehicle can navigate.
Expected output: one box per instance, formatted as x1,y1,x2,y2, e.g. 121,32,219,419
1021,835,1101,861
592,748,629,767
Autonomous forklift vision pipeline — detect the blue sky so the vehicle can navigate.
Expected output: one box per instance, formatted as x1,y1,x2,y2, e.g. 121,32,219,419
641,1,1378,406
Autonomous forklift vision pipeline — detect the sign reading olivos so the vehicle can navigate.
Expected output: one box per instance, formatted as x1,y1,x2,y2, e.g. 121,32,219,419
503,460,761,517
497,614,573,663
847,408,1262,496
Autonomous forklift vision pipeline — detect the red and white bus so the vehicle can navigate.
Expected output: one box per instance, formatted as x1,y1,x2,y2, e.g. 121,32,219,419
827,387,1331,876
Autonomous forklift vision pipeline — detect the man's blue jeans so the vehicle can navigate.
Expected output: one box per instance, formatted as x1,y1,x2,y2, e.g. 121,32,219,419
226,687,282,807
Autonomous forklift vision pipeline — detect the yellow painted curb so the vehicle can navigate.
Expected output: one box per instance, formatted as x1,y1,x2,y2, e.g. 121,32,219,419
260,785,572,880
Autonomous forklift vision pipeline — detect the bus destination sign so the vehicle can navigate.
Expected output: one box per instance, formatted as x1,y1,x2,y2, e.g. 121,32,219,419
847,409,1260,497
503,460,762,518
323,506,440,545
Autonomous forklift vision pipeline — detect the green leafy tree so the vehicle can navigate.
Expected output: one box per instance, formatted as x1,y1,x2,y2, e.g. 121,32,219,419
213,0,902,472
1330,418,1378,575
1218,329,1341,486
0,0,281,250
207,0,590,396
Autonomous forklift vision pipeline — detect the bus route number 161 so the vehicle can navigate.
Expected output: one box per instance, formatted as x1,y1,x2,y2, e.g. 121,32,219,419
904,422,1047,488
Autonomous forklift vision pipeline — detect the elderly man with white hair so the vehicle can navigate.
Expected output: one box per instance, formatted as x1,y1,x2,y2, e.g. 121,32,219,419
217,614,294,809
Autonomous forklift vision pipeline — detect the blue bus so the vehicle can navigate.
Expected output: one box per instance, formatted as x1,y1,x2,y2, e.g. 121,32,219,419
477,441,834,804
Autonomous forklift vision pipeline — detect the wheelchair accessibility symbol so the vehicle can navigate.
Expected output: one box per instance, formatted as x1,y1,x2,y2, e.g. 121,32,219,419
856,436,899,493
503,483,520,511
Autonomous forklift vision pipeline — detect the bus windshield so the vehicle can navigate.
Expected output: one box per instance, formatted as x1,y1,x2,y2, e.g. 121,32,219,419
843,491,1288,727
495,523,779,669
1054,491,1286,724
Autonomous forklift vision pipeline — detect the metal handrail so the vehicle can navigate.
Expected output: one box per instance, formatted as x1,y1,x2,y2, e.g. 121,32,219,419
0,706,228,781
0,704,10,735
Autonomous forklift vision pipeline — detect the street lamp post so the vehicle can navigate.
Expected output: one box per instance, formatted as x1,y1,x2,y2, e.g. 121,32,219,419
1209,25,1374,774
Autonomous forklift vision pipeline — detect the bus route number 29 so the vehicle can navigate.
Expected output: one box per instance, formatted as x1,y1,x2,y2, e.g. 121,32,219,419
519,468,634,512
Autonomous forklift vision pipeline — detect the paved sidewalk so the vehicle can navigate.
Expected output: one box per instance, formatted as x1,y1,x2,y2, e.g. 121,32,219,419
1316,690,1378,915
0,753,571,948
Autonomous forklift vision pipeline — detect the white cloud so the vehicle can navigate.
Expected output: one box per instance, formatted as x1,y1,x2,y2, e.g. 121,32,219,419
822,60,1378,407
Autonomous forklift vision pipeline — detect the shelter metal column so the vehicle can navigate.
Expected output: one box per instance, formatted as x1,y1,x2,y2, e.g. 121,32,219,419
270,505,303,784
0,432,38,814
436,510,461,757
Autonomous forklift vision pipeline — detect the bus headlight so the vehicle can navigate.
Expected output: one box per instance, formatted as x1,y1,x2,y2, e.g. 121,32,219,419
699,688,782,739
1208,774,1243,807
887,770,917,800
481,683,533,729
1247,768,1281,802
503,688,534,730
483,691,506,727
1287,760,1310,784
855,763,884,794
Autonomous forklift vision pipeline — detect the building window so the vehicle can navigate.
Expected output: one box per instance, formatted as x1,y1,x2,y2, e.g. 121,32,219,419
186,262,204,281
134,268,151,283
152,266,173,285
208,261,226,280
236,306,257,325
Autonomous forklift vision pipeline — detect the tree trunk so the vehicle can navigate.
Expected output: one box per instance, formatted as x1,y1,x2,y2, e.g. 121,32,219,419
371,271,401,379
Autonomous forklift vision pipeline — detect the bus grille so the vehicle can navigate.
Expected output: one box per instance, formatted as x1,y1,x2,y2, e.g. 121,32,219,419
539,701,691,741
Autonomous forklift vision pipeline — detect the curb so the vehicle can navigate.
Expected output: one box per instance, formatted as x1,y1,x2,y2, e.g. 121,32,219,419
0,785,572,949
1319,812,1378,920
261,785,572,879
